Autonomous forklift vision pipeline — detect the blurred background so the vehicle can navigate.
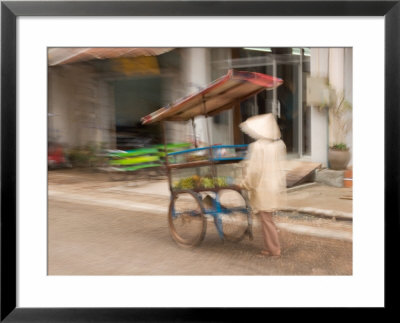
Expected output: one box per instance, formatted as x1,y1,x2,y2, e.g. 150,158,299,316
48,47,352,170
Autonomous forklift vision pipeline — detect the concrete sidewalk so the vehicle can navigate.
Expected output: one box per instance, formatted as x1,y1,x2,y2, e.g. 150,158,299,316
48,170,353,242
283,183,352,220
99,179,352,220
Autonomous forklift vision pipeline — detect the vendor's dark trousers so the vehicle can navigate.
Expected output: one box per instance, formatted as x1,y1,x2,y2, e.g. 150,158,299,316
259,211,281,256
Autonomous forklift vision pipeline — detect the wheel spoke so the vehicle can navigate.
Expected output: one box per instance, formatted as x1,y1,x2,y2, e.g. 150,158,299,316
218,189,250,242
168,191,206,247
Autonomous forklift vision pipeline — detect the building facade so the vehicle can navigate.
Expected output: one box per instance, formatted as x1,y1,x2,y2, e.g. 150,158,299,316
48,47,352,167
176,47,352,167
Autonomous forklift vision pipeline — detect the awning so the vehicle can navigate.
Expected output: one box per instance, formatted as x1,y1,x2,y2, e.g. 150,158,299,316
141,70,283,124
48,48,174,66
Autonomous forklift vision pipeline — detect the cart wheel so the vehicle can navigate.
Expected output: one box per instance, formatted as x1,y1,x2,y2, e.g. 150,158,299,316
217,189,251,242
168,190,207,248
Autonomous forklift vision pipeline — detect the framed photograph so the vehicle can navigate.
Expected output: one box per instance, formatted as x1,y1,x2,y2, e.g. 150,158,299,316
1,0,398,321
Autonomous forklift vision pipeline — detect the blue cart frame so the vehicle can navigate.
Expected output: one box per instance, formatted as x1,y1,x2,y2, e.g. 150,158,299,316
167,145,253,247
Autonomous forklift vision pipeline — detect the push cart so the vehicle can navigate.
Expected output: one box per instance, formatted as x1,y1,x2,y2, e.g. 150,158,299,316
142,70,283,247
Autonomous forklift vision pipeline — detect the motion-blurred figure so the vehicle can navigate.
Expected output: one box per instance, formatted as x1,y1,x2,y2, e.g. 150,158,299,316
48,142,70,169
240,113,287,257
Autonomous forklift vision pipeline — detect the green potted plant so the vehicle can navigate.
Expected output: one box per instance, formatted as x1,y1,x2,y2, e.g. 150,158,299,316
327,94,352,170
307,74,352,170
328,143,350,170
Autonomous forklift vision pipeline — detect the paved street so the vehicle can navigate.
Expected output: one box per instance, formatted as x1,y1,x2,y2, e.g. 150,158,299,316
48,169,352,275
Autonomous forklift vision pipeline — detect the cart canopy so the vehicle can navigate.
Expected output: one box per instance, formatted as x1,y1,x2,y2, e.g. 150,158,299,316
141,70,283,124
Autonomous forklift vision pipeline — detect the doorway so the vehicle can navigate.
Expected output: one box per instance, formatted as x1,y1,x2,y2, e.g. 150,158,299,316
228,48,311,158
112,76,163,150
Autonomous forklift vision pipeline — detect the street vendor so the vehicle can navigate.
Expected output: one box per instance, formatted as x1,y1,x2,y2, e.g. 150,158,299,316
239,113,287,257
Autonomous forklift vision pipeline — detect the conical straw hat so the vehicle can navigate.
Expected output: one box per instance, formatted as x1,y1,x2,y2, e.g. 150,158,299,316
239,113,281,140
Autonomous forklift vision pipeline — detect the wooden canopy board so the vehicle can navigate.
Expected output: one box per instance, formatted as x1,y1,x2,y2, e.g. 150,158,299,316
141,70,283,124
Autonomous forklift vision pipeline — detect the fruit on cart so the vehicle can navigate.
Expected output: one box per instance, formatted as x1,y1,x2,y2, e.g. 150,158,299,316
172,175,231,189
215,176,227,187
173,177,195,189
172,175,200,189
192,175,201,185
201,177,215,188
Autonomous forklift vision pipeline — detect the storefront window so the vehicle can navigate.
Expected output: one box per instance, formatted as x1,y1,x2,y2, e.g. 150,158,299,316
302,50,312,156
210,47,311,157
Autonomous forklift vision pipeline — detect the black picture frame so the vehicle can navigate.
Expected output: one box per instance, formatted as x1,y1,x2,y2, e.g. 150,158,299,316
1,1,398,321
